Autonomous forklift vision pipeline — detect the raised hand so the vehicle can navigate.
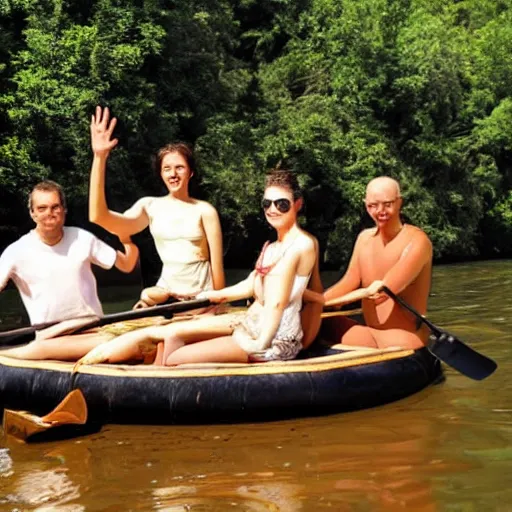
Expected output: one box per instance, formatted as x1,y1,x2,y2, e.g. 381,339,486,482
90,106,118,157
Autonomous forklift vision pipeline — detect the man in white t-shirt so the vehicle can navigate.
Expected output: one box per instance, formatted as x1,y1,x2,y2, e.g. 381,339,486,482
0,180,139,325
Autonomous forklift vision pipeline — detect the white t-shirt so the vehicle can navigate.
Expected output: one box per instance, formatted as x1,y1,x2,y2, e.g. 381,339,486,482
0,227,117,324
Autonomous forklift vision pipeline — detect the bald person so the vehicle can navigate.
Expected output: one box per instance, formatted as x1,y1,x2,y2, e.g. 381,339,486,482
322,176,433,349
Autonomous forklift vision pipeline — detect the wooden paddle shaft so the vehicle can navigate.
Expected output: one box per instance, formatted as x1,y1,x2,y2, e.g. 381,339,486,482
321,309,362,319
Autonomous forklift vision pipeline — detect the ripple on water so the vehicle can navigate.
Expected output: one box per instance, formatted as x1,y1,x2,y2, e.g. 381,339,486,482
151,479,303,511
1,465,83,510
0,448,13,478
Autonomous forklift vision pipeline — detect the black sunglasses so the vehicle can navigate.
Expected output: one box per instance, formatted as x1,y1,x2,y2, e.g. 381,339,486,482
261,198,292,213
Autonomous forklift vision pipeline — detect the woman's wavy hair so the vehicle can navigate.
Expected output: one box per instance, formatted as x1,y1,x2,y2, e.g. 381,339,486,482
264,169,302,201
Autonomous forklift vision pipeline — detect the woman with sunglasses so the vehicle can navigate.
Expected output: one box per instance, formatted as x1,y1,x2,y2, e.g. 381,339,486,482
89,106,225,309
73,169,323,368
164,169,324,364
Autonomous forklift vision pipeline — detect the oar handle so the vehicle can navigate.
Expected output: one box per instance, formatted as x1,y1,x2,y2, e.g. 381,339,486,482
0,316,94,340
321,308,362,319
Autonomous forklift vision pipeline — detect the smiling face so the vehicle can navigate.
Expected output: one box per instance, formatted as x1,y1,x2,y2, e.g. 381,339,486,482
364,177,402,228
160,151,193,194
30,189,66,236
262,185,302,231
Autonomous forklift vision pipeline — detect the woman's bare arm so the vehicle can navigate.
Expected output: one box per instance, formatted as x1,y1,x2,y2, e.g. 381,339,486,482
323,230,370,302
301,236,324,348
201,202,226,290
303,288,325,304
114,237,140,273
197,271,256,303
89,106,149,238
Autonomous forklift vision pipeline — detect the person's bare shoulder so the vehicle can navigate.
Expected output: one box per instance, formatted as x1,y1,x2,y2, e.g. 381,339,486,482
296,230,317,254
407,225,432,249
399,225,433,266
359,227,377,240
354,227,376,249
124,196,156,216
407,224,429,237
196,199,219,217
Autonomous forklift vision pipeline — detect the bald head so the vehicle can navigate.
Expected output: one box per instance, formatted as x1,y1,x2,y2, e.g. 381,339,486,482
364,176,403,221
365,176,401,198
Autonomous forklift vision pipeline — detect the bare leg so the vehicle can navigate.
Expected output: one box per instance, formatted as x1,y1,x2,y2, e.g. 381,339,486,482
76,312,242,367
165,336,249,365
342,325,379,348
102,317,237,364
0,332,113,361
76,323,176,367
159,315,241,364
161,336,185,363
367,328,426,350
343,325,426,349
94,325,167,363
321,317,425,349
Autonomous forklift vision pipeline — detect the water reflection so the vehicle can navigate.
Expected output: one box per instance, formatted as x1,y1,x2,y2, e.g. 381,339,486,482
0,260,511,511
0,443,86,510
0,396,484,511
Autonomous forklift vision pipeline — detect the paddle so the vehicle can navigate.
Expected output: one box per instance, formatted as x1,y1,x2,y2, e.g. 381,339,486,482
321,308,362,319
381,285,497,381
0,298,211,346
3,389,88,442
2,298,211,441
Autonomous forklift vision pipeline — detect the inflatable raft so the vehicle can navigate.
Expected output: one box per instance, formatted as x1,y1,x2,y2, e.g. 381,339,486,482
0,343,442,424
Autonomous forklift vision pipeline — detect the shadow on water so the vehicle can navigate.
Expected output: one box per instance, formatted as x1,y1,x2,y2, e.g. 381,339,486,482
0,260,511,511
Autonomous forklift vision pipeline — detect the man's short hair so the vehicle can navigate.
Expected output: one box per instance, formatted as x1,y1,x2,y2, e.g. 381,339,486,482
28,180,67,211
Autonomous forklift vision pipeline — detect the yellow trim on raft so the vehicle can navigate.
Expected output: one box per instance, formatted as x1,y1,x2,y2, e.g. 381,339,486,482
0,346,414,378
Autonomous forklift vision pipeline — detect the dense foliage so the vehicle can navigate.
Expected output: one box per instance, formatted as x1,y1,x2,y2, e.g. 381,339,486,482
0,0,511,271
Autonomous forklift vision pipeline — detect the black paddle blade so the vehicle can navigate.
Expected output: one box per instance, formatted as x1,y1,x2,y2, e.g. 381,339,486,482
428,333,497,381
380,285,498,380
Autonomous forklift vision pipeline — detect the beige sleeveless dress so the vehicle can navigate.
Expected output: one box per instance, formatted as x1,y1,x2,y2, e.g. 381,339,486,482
125,196,213,296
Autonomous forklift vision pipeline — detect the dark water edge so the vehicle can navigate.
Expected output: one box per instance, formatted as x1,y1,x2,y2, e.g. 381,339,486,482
0,260,510,511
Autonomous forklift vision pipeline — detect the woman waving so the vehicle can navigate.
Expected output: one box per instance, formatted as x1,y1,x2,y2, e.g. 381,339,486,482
89,106,225,308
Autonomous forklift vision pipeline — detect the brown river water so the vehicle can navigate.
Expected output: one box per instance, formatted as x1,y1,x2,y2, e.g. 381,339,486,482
0,260,510,511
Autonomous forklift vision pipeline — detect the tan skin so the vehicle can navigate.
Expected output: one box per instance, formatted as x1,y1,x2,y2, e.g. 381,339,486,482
323,177,432,350
89,106,225,307
159,185,322,366
299,236,323,349
72,184,323,368
0,187,322,365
